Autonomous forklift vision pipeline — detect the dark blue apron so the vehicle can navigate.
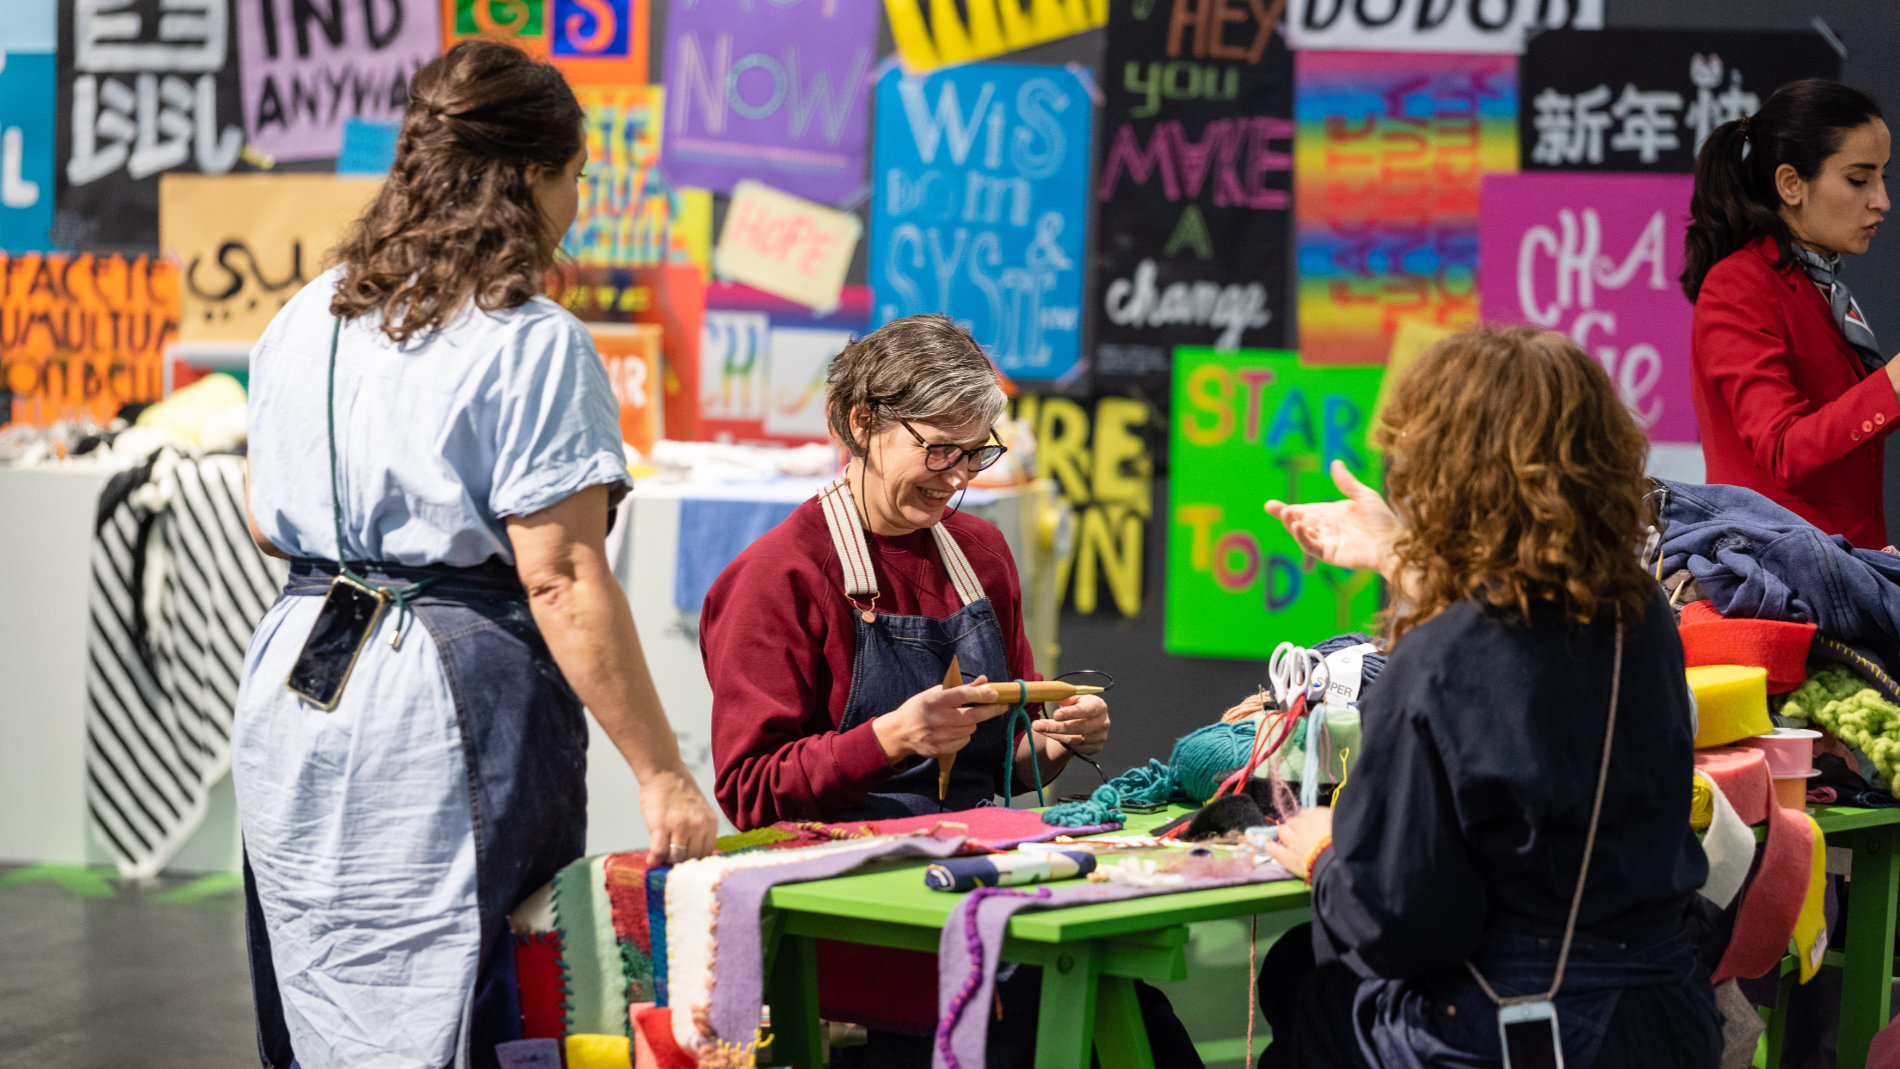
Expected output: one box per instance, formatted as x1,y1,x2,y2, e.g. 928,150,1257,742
244,558,588,1069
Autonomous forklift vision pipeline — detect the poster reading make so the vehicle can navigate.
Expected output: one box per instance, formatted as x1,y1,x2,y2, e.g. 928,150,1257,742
870,64,1091,382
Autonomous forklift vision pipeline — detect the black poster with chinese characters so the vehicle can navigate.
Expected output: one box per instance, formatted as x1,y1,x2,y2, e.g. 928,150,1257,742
1090,0,1294,400
56,0,251,251
1521,29,1840,173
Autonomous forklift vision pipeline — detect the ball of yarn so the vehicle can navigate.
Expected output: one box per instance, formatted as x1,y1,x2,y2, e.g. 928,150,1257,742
1170,719,1258,804
1313,632,1386,696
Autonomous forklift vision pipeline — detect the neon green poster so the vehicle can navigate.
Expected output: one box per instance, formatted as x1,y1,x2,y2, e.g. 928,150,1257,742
1166,348,1387,659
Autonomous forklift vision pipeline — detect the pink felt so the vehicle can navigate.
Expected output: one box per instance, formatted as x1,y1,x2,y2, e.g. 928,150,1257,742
1695,747,1775,826
795,806,1118,851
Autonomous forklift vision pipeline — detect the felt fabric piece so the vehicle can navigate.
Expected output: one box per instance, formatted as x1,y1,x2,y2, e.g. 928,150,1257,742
1712,799,1816,983
1868,1014,1900,1069
565,1033,632,1068
674,498,799,612
513,932,568,1040
1694,747,1775,826
634,1005,699,1069
668,834,969,1060
1791,814,1829,983
1688,665,1774,748
554,854,629,1036
1697,773,1754,910
1678,601,1817,693
495,1037,564,1069
795,807,1121,851
647,867,670,1008
606,855,656,1005
1713,979,1766,1069
630,1002,658,1069
934,872,1286,1069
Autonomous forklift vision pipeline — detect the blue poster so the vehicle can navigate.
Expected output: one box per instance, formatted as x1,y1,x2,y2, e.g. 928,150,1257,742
0,0,55,51
0,51,56,252
869,63,1091,382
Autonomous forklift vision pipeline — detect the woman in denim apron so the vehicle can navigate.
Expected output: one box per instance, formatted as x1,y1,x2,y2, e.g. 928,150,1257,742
234,43,717,1069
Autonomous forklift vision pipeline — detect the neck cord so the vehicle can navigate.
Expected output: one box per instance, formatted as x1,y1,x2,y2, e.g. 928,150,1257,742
1465,615,1623,1007
327,318,450,647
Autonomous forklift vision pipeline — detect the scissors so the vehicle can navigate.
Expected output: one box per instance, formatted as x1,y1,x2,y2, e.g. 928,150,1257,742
1268,642,1331,716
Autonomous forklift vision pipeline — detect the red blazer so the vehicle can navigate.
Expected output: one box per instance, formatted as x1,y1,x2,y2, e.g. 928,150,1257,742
1691,236,1899,548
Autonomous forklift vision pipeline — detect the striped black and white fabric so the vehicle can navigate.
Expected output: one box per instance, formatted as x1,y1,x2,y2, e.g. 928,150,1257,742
83,447,287,878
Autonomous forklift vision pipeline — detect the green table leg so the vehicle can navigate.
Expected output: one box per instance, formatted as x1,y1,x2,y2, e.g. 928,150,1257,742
1094,975,1157,1069
766,932,823,1069
1035,943,1100,1069
1840,823,1900,1069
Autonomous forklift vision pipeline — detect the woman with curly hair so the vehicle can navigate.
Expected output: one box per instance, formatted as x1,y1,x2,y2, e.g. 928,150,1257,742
1258,327,1719,1068
235,41,716,1069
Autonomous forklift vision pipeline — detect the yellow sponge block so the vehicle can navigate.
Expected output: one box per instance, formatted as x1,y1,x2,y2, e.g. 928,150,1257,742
1688,664,1773,749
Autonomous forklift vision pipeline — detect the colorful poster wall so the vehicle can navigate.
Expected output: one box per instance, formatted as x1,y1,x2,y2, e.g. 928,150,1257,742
869,63,1091,382
565,85,709,271
660,0,875,204
1285,0,1601,53
440,0,649,84
0,51,58,252
57,0,247,250
699,282,869,444
562,263,705,441
1479,173,1697,443
1294,51,1516,366
1167,347,1385,658
1092,0,1292,394
161,174,381,341
237,0,440,163
1,252,177,426
883,0,1105,73
1520,29,1841,172
1012,391,1154,618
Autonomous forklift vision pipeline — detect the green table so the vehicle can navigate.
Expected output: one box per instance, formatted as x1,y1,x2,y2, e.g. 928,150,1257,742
761,808,1309,1069
1781,805,1900,1068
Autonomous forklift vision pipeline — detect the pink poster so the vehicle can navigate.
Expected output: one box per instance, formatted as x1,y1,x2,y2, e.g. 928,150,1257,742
1479,173,1698,444
238,0,443,162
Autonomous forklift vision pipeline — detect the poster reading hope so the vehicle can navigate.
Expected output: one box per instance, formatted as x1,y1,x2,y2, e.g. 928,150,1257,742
870,64,1091,383
1479,173,1697,444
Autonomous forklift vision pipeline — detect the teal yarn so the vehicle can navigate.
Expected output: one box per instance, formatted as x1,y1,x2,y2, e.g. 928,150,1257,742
1043,784,1123,826
1037,759,1199,826
1169,719,1259,804
1000,703,1044,807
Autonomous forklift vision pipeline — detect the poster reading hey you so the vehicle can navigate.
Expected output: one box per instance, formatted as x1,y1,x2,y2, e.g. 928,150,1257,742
238,0,441,162
1295,52,1516,366
661,0,875,204
1093,0,1292,395
1480,173,1697,443
870,64,1091,382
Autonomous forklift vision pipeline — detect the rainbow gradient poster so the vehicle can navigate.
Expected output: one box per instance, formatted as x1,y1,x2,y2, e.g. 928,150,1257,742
1294,52,1517,366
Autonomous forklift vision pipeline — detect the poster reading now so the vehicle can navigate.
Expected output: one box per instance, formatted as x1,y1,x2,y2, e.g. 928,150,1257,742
869,63,1091,382
1167,347,1385,659
1479,172,1697,444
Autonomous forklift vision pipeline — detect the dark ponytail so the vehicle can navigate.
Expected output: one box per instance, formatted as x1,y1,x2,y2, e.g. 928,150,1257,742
1681,78,1883,302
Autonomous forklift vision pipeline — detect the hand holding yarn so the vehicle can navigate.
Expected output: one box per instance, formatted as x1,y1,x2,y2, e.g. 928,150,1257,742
873,675,1007,764
1259,805,1333,881
1264,460,1399,577
1032,694,1111,758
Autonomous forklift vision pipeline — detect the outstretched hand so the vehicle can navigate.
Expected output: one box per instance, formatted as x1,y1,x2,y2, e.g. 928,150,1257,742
1264,460,1400,576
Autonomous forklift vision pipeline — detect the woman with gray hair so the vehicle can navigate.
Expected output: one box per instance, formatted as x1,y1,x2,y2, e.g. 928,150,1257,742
700,313,1110,828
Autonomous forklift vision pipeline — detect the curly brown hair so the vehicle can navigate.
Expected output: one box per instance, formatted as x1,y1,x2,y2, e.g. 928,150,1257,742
329,41,583,342
1378,326,1655,644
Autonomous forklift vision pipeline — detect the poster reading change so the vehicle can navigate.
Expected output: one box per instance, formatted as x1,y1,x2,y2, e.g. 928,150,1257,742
1520,29,1840,173
1294,51,1516,366
869,63,1091,383
1166,347,1384,658
1091,0,1293,393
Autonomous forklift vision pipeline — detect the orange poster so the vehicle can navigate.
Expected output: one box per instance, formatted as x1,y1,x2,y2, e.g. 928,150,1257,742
441,0,649,85
1,254,179,428
589,322,663,454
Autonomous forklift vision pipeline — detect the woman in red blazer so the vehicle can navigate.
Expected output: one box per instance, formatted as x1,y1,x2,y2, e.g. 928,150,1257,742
1686,79,1895,548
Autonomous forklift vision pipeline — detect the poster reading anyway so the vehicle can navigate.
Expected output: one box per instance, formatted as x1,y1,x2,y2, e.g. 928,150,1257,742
441,0,649,85
1294,51,1516,366
1093,0,1292,394
58,0,247,250
883,0,1105,73
0,51,58,252
237,0,440,162
160,174,382,342
1,253,178,426
661,0,875,204
869,63,1091,382
1285,0,1600,54
1167,347,1384,658
1479,172,1697,443
1521,30,1840,172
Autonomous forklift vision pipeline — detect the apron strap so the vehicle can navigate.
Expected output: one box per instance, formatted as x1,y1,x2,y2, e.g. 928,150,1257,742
817,477,988,607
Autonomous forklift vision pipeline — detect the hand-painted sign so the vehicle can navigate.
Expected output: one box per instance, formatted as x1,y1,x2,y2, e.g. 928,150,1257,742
1092,0,1293,396
236,0,438,163
160,174,381,342
1520,30,1840,173
2,0,57,51
1012,391,1154,618
1294,51,1516,366
1168,347,1384,658
588,322,663,453
1,252,178,426
870,63,1091,382
565,85,709,271
660,0,875,204
0,51,58,252
440,0,649,84
714,181,860,314
1479,172,1697,443
1286,0,1600,53
57,0,247,250
884,0,1105,73
561,263,705,441
699,282,870,444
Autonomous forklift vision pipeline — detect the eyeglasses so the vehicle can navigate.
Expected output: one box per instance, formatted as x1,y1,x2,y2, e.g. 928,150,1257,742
893,416,1008,473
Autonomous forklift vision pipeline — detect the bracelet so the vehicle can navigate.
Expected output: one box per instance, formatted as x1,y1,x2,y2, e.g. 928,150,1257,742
1302,835,1333,884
